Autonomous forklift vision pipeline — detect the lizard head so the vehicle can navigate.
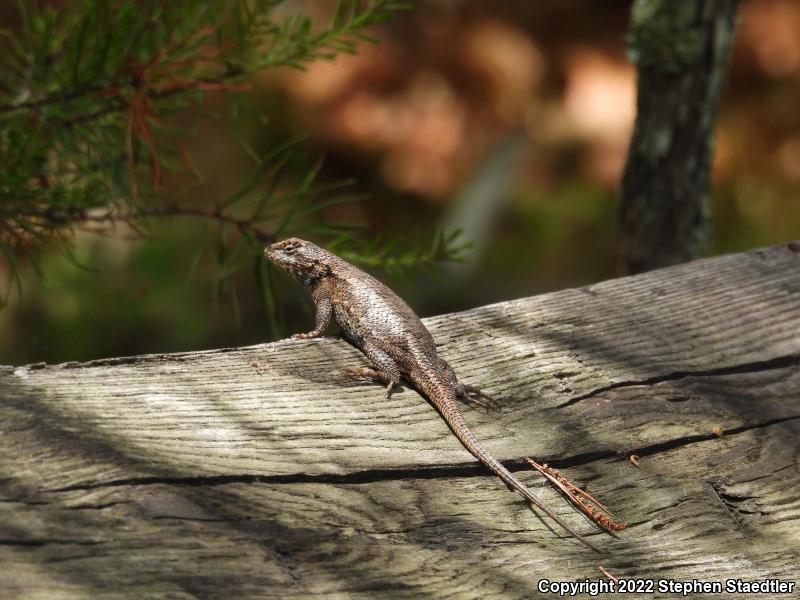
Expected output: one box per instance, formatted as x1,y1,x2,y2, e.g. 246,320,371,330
264,238,331,286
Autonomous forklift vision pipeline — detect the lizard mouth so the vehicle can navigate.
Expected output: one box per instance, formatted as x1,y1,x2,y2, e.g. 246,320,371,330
263,247,282,265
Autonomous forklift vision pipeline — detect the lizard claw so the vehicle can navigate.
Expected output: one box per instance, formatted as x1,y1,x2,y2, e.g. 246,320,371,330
342,368,399,398
292,332,316,340
341,367,369,380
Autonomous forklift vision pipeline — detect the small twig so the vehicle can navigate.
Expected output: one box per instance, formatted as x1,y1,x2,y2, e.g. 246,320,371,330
598,565,619,582
16,206,276,243
526,458,627,532
0,84,108,113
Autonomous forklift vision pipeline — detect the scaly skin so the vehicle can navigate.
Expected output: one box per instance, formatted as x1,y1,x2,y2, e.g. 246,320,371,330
265,238,598,551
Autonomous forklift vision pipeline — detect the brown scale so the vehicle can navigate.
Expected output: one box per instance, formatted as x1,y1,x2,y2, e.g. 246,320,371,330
265,238,615,552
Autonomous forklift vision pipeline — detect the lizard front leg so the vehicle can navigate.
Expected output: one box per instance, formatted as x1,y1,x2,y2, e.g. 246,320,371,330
292,293,332,340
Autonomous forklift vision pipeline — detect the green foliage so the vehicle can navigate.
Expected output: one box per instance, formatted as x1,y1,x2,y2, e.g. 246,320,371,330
0,0,463,328
332,230,470,278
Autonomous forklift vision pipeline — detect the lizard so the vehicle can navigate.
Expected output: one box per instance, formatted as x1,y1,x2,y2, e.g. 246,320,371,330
264,237,600,551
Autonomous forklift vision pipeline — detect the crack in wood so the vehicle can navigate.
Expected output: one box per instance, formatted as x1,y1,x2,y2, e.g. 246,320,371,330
706,480,746,531
65,501,129,511
619,415,800,460
0,539,107,547
47,415,800,494
552,353,800,409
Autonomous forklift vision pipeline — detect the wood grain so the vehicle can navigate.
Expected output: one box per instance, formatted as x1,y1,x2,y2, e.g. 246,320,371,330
1,242,799,598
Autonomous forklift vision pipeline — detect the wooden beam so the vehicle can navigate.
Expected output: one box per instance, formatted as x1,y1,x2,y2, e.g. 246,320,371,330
2,242,799,597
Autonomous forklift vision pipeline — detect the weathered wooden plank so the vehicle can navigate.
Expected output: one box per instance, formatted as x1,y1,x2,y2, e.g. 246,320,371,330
1,242,799,598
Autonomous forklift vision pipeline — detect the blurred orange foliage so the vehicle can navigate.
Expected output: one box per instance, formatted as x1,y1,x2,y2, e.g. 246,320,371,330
262,0,798,209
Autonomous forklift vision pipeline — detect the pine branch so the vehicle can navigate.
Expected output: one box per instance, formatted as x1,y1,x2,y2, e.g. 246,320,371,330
10,205,276,243
0,0,466,329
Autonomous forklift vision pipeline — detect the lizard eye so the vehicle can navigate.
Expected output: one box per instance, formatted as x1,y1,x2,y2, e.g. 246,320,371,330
284,244,297,254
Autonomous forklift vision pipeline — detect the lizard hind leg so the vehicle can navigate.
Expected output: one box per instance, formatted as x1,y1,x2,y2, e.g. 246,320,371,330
342,342,402,398
438,362,500,412
456,383,502,412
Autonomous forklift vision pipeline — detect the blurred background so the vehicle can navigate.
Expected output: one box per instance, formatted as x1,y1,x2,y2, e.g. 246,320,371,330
2,0,799,365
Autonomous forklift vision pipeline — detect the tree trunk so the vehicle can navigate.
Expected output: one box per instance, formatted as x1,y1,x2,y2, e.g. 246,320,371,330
619,0,740,274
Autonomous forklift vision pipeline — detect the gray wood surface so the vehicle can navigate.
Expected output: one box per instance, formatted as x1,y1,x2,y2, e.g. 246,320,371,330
2,242,799,599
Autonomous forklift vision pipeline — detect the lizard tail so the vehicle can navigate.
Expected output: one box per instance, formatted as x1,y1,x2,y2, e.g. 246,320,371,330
412,371,600,553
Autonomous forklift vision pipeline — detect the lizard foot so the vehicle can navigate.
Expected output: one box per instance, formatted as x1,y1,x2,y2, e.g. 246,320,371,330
457,384,502,412
291,332,320,340
341,366,382,382
342,367,400,398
